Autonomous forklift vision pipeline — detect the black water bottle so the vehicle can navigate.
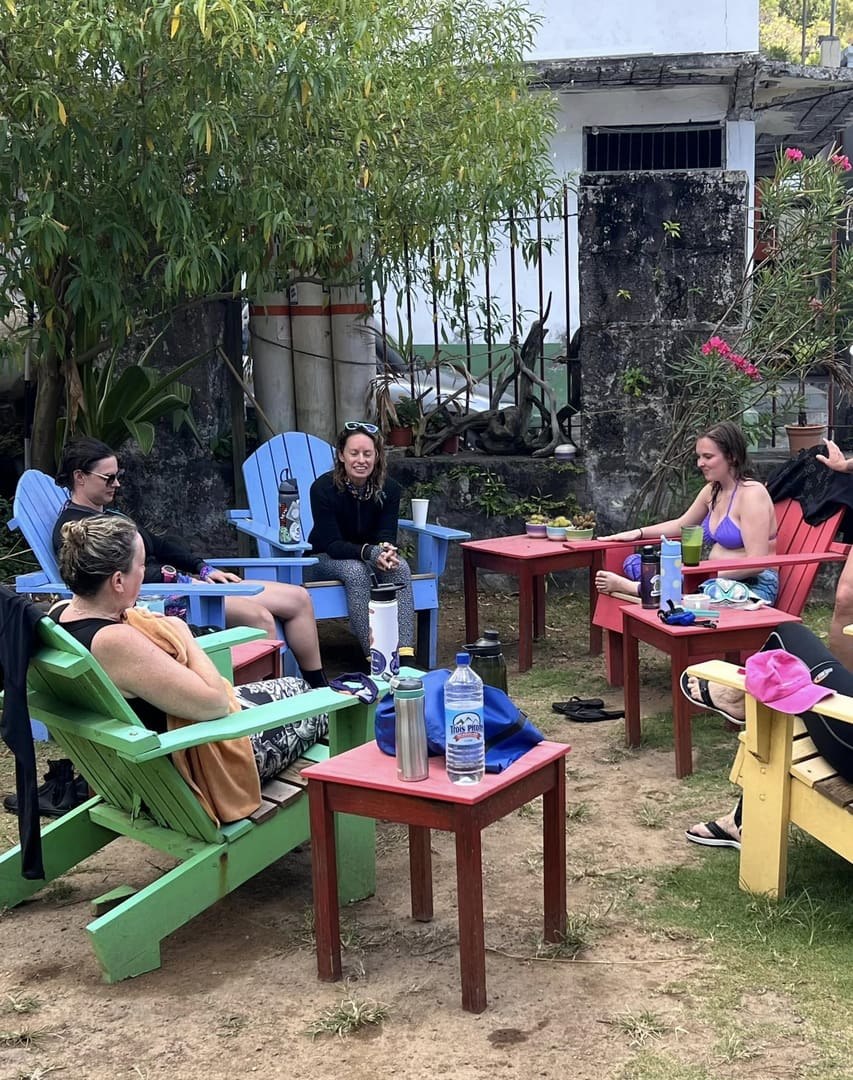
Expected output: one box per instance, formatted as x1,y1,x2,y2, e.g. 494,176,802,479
465,629,508,693
639,546,660,610
278,469,300,544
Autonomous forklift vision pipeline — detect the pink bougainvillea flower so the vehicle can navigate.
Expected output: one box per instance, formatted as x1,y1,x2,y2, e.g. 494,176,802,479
785,147,804,162
831,153,852,171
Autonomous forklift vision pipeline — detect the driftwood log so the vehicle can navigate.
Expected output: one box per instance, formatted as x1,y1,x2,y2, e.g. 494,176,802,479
420,294,567,457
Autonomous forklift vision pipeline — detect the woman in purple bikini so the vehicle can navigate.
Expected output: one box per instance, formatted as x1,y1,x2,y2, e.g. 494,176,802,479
595,421,779,604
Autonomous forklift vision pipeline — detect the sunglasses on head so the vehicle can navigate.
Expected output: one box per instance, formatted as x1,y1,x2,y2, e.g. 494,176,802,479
344,421,379,435
87,468,124,486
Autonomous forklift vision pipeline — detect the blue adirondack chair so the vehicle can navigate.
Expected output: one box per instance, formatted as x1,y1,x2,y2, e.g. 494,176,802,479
228,432,471,667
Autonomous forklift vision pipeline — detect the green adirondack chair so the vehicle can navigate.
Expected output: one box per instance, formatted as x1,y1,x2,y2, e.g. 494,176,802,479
0,616,377,983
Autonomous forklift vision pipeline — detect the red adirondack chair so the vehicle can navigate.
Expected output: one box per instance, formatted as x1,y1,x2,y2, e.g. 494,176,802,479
593,498,848,686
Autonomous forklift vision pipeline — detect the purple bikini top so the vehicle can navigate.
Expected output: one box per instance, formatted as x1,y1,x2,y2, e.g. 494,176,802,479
702,484,744,549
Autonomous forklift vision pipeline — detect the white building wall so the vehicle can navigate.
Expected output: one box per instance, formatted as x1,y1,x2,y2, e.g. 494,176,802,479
527,0,759,61
407,86,755,348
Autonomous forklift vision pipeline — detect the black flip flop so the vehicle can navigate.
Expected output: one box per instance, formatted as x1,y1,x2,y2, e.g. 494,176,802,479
564,706,624,723
679,672,745,728
685,820,742,850
552,696,605,715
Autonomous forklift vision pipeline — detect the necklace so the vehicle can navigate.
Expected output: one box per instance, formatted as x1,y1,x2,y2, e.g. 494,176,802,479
65,603,123,623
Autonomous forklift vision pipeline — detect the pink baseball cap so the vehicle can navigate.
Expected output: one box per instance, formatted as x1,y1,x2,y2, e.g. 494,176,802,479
744,650,834,714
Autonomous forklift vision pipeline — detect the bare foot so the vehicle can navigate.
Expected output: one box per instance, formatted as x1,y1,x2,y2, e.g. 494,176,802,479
595,571,639,596
685,675,746,722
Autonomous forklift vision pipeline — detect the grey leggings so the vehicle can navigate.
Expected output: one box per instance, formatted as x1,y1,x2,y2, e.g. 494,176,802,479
309,553,415,655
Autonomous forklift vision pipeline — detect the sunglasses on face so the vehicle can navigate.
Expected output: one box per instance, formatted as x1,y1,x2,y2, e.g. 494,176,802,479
344,421,379,435
87,469,125,486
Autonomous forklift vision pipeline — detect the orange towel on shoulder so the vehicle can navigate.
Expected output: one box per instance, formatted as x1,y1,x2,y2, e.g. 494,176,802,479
124,608,262,825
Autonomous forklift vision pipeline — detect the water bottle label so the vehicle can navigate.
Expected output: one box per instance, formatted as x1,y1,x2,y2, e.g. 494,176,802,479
650,573,661,598
445,708,484,746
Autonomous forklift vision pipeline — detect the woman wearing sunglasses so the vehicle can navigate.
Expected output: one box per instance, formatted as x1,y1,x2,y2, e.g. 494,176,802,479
595,421,779,604
51,437,328,689
306,422,415,664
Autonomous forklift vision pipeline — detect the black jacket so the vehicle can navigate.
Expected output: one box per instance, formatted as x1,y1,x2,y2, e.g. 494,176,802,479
307,472,401,560
0,587,46,879
766,447,853,543
53,503,206,583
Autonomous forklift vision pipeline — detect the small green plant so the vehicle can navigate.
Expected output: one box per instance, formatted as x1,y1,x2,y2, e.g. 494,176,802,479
565,801,590,824
620,366,650,399
616,288,632,301
608,1009,670,1047
637,802,666,829
3,993,40,1015
0,1027,48,1048
535,913,592,959
662,219,681,240
304,994,389,1039
716,1030,762,1062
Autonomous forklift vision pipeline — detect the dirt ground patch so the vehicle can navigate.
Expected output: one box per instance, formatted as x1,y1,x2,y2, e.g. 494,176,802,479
0,589,792,1079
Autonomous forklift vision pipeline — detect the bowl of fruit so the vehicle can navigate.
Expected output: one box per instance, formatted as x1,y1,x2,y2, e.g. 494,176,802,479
563,511,596,540
546,516,570,541
526,514,549,538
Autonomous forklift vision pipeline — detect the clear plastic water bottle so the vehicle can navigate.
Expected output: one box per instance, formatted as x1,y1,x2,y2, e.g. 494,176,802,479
444,652,485,785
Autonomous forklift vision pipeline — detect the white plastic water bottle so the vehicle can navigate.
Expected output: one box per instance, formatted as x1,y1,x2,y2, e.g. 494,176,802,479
444,652,485,785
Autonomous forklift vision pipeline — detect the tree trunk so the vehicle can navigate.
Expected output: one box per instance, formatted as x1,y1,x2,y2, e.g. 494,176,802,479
30,344,63,472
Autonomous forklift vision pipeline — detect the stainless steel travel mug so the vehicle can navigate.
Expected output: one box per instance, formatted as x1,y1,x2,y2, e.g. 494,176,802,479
393,677,429,781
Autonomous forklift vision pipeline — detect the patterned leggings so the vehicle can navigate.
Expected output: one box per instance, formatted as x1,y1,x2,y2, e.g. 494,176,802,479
232,676,328,782
309,553,415,655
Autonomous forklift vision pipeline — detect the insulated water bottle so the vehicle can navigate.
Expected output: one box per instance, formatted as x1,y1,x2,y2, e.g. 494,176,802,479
639,546,660,610
392,677,429,782
444,652,485,785
368,583,401,679
465,629,508,693
278,469,301,544
658,536,683,611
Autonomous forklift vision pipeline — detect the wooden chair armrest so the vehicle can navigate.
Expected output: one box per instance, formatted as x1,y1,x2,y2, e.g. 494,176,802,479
205,557,318,570
398,519,471,542
196,627,267,652
682,550,846,586
230,517,313,554
128,680,390,761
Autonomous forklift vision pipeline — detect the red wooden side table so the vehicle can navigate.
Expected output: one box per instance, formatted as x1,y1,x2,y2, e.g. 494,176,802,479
462,535,609,671
622,604,802,778
303,739,570,1013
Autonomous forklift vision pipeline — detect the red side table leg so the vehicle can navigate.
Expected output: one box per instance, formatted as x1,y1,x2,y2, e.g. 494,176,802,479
542,761,567,941
623,623,641,747
463,551,480,642
517,568,534,672
409,826,434,921
308,779,342,981
670,640,694,779
454,817,487,1013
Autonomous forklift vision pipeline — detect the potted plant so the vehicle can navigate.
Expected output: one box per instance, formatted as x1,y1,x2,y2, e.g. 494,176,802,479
425,404,461,454
388,394,421,446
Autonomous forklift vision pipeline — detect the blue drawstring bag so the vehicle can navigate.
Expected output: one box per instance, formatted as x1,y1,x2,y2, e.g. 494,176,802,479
375,669,544,773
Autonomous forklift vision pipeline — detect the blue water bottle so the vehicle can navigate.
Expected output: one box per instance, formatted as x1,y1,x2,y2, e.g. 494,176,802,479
658,536,683,612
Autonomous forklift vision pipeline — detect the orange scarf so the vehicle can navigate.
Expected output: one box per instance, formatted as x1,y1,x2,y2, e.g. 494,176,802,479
124,608,261,824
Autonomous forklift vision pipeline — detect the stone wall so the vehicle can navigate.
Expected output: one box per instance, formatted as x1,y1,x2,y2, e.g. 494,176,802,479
578,170,749,532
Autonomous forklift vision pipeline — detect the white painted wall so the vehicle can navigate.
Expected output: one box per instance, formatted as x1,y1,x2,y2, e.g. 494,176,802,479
527,0,759,61
405,86,755,349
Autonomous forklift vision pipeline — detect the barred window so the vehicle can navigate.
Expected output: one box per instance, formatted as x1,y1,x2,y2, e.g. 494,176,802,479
585,125,724,172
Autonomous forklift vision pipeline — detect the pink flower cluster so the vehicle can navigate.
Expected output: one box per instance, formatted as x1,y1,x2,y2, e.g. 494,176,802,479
832,153,852,171
701,337,760,381
785,147,804,162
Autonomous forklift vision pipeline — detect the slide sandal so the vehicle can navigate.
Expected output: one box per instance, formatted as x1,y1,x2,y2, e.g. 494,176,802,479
679,672,744,728
552,696,605,714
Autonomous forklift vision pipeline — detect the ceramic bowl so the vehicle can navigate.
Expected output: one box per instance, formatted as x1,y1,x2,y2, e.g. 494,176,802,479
564,527,594,540
545,525,567,541
526,522,548,538
554,443,577,462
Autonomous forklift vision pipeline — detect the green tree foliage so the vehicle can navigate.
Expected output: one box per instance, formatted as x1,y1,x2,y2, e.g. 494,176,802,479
0,0,557,468
761,0,853,61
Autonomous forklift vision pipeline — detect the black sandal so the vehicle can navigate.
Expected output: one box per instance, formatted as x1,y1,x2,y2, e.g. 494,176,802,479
552,696,605,715
564,706,624,723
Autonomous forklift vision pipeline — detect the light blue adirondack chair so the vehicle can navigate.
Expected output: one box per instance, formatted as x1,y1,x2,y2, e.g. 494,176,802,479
228,432,470,667
6,469,303,627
